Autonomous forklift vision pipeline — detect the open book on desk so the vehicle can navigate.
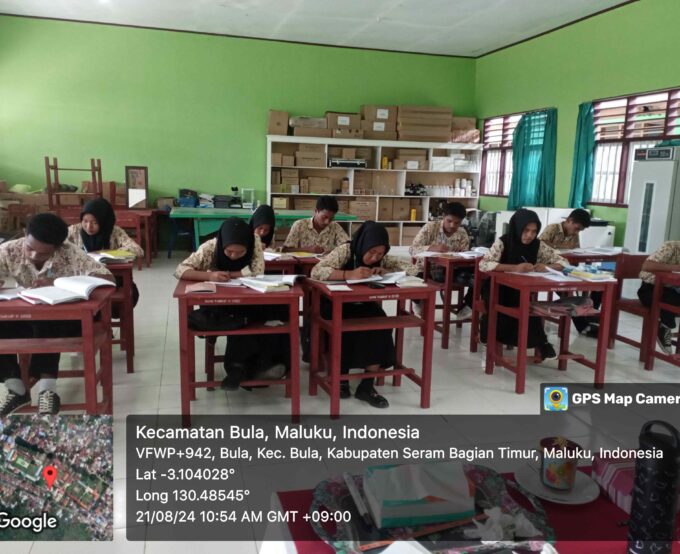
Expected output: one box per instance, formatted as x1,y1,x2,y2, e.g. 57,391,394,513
347,272,425,287
239,274,303,292
88,249,136,263
20,276,114,305
415,248,486,259
0,287,26,301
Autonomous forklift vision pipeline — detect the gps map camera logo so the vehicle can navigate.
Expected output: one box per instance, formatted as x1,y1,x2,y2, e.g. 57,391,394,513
544,386,569,411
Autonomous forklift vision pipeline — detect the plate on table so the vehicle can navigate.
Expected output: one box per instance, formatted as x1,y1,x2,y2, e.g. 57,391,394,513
514,463,600,505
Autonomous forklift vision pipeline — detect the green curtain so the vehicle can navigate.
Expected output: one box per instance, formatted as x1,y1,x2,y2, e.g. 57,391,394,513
568,102,595,208
507,108,557,210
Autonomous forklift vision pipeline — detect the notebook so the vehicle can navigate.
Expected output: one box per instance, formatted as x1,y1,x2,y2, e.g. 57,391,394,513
239,274,302,292
88,249,136,263
0,287,25,301
185,282,217,293
19,276,114,305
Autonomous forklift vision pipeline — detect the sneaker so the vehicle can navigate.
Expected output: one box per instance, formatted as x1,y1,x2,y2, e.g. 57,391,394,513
412,301,423,318
454,306,473,321
254,363,286,380
221,364,244,391
0,389,31,416
38,391,60,415
539,343,558,361
355,386,389,409
657,324,673,355
340,382,351,399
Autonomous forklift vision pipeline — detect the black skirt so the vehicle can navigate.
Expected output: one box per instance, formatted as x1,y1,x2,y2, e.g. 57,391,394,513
321,300,395,373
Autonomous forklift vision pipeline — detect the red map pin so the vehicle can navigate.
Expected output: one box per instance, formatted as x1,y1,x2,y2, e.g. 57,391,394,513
43,465,57,489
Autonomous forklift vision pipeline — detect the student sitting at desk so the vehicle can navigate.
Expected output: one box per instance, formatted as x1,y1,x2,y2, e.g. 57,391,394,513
408,201,471,319
311,221,418,408
638,240,680,355
67,197,143,312
174,218,289,389
249,204,276,249
479,209,568,361
539,208,599,338
282,195,349,254
0,213,114,415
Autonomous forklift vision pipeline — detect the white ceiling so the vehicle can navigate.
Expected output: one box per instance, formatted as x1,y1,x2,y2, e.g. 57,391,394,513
0,0,632,57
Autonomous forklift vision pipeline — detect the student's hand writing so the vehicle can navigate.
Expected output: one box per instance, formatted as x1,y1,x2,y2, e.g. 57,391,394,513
428,244,449,253
371,267,387,276
207,271,231,282
348,267,373,280
534,263,548,272
514,263,534,273
31,278,55,288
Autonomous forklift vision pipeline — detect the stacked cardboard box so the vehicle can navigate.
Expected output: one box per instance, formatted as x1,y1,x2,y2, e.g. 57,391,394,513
295,149,326,168
326,111,363,139
272,197,292,210
295,198,317,211
402,225,421,245
393,148,428,171
398,105,453,142
267,110,289,135
378,198,393,221
290,115,332,138
360,105,398,141
336,199,350,214
349,200,377,219
385,226,400,246
281,168,299,188
392,198,411,221
372,172,398,195
308,176,332,194
450,117,480,143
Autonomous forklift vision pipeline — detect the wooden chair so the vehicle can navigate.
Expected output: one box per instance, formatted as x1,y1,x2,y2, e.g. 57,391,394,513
115,211,143,270
7,204,38,231
469,258,488,352
608,254,652,363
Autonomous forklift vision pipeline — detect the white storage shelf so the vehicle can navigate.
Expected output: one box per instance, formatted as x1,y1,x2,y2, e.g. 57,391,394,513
267,135,482,246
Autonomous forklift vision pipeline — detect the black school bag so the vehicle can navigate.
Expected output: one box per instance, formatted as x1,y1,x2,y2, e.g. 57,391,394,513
187,306,248,332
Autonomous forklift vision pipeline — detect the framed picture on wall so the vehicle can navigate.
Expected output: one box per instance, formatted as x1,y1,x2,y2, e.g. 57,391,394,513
125,166,148,209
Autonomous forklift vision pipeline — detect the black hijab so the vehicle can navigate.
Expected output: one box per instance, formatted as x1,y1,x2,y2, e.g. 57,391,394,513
249,204,275,247
343,221,391,270
499,208,542,265
80,198,116,252
214,218,255,271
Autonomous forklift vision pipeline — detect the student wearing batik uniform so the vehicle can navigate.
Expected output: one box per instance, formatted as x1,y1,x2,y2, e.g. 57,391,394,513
175,218,289,390
249,204,276,249
311,221,418,408
283,196,349,254
409,202,471,319
0,214,114,415
539,208,599,337
479,209,568,361
638,241,680,355
68,197,143,312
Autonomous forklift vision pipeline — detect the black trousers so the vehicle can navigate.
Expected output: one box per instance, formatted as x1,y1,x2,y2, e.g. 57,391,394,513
569,291,602,333
0,320,82,381
638,282,680,329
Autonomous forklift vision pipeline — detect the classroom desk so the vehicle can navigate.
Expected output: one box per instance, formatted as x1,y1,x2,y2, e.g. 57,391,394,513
173,281,303,425
306,280,438,418
561,251,621,266
0,288,114,414
116,209,155,269
644,271,680,370
485,273,616,394
422,254,477,349
107,262,135,373
169,208,357,244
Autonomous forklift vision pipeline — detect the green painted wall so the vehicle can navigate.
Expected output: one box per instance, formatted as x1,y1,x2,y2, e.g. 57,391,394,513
0,15,475,203
475,0,680,244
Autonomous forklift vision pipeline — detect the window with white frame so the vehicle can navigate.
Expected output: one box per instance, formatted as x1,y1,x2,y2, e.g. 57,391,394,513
481,114,522,196
591,88,680,205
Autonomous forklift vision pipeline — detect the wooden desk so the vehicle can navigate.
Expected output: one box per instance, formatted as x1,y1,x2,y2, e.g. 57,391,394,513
108,262,135,373
0,288,114,414
116,209,155,269
306,280,437,418
264,258,299,275
561,252,621,266
173,281,303,425
169,208,357,244
423,254,477,349
485,273,616,393
645,271,680,370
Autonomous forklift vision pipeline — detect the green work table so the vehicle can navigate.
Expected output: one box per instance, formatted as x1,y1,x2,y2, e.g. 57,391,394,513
169,207,357,243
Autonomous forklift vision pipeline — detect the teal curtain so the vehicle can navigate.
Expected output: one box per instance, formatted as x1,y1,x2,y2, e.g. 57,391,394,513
507,108,557,210
568,102,595,208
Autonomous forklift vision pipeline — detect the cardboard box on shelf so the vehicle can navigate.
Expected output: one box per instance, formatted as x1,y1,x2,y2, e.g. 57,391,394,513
271,152,283,166
398,118,452,131
326,112,361,129
299,143,325,153
289,116,327,129
402,225,421,244
385,226,400,246
361,105,398,123
361,118,397,132
341,148,356,159
308,176,332,194
271,170,282,185
398,105,453,118
355,147,372,160
332,128,364,139
293,127,333,138
398,133,451,143
364,130,398,141
451,129,481,143
372,172,398,195
281,168,299,179
295,152,326,167
378,198,394,221
349,200,377,219
268,110,289,135
155,197,175,210
299,178,309,193
282,155,295,166
271,184,282,193
272,196,292,210
295,198,317,211
392,198,411,221
451,117,477,130
281,177,299,187
336,199,350,213
393,159,428,170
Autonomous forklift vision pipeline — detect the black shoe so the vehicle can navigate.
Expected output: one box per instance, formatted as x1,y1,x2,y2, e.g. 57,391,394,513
581,324,600,339
657,324,673,355
539,343,558,361
221,364,244,391
355,386,389,409
340,382,351,399
0,389,31,416
38,390,60,415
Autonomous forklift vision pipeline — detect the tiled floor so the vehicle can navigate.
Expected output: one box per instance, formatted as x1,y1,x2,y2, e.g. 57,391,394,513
12,255,680,552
